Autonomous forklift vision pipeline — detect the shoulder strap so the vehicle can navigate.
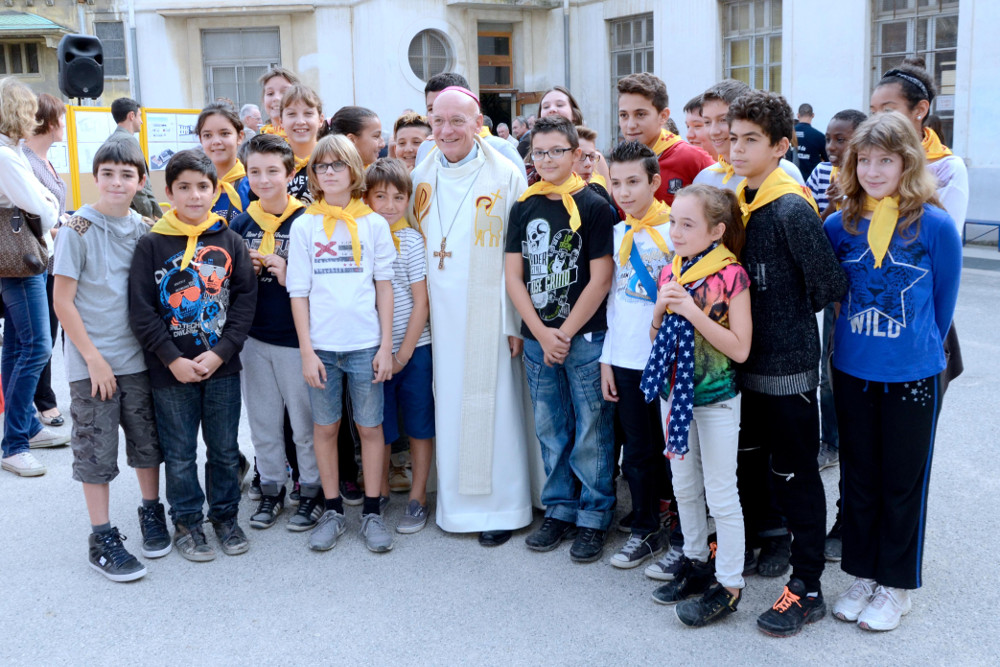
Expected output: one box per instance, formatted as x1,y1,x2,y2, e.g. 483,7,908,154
64,215,92,235
627,228,659,302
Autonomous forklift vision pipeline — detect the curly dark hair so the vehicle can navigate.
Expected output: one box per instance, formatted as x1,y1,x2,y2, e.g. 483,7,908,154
726,89,794,146
607,140,658,182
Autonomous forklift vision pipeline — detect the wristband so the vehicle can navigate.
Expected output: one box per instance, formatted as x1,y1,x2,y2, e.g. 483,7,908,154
651,318,661,330
393,353,408,367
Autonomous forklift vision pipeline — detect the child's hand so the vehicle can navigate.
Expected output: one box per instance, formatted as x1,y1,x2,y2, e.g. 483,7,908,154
302,350,327,389
538,327,571,367
248,249,263,276
508,336,523,358
87,355,117,400
168,357,209,384
263,254,287,286
600,363,618,402
391,350,409,375
661,282,698,320
372,345,393,384
192,351,224,379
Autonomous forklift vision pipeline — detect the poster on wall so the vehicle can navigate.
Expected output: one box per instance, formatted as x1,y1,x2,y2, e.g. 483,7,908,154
73,109,118,173
48,141,70,174
144,110,201,171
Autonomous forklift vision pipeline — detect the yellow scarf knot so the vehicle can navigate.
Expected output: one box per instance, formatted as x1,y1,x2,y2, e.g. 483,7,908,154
306,198,373,266
389,219,410,253
652,129,682,157
150,210,225,270
248,196,305,256
619,200,671,267
517,173,587,232
293,154,310,174
922,127,952,161
863,195,900,269
212,162,247,214
478,126,492,138
666,244,738,314
709,157,736,184
736,167,819,226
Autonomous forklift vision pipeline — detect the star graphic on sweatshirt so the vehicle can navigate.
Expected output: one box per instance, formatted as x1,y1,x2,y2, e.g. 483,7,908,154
842,248,928,328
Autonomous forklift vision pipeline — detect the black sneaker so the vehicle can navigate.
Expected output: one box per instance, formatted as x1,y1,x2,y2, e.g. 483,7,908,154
676,582,741,627
249,486,286,529
248,468,262,501
651,557,715,605
825,516,843,562
756,578,826,637
616,510,635,534
525,517,577,552
757,534,791,577
569,527,606,563
340,479,364,506
288,490,323,532
611,530,664,569
743,546,758,576
89,528,147,582
137,502,172,558
211,517,250,556
289,482,301,507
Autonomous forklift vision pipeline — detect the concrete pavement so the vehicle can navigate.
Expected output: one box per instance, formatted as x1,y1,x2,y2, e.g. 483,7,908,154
1,257,998,665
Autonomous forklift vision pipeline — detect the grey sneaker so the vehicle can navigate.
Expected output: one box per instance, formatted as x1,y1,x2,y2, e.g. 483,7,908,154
611,530,664,569
396,499,429,534
817,442,839,471
212,517,250,556
361,513,394,552
174,523,216,562
644,543,685,580
309,509,347,551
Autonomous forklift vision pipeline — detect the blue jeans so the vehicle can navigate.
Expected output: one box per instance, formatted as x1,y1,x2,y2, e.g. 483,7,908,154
152,373,242,528
307,347,383,427
1,275,50,457
523,332,615,530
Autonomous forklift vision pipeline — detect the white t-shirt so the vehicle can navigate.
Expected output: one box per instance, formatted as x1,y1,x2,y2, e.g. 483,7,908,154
693,157,805,191
600,222,674,370
927,154,968,233
286,208,396,352
390,226,431,352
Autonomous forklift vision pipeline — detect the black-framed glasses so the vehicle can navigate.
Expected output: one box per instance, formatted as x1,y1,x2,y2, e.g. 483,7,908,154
579,152,599,163
530,147,573,161
314,160,348,174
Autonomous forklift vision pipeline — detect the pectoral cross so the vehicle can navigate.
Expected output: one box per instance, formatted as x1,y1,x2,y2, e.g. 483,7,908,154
434,237,452,269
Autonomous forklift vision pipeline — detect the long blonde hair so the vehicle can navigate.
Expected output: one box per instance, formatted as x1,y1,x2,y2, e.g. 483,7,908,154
839,111,940,240
0,77,39,141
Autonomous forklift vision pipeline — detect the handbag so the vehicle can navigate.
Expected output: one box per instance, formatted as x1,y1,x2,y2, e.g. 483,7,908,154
0,206,48,278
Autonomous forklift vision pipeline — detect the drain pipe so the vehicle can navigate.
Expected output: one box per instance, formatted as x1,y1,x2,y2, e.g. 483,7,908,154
563,0,570,86
128,1,142,102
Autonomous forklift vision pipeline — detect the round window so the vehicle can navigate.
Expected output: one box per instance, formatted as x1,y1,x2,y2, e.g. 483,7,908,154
408,30,452,82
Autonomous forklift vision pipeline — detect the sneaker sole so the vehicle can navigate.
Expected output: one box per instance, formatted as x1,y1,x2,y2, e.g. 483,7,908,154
366,541,394,553
309,525,347,551
141,542,173,559
28,439,69,449
90,561,147,582
645,568,679,581
249,517,279,530
756,604,827,637
286,520,318,532
858,602,910,631
570,550,604,564
526,530,577,552
220,543,250,556
396,520,427,535
247,489,262,501
1,462,47,477
176,545,217,562
818,460,839,472
611,546,663,569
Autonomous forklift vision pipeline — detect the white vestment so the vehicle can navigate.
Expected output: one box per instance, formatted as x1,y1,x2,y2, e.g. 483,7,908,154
409,138,540,532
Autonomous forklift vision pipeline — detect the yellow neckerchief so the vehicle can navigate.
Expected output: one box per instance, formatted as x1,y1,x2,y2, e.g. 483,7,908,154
665,244,738,313
478,126,492,138
517,173,587,232
589,172,607,189
212,161,246,213
248,196,305,255
151,210,225,270
306,197,373,266
736,167,819,226
829,166,839,185
862,195,900,269
708,156,736,184
260,124,287,139
922,127,952,161
651,129,682,157
389,219,410,253
619,199,671,267
293,154,310,174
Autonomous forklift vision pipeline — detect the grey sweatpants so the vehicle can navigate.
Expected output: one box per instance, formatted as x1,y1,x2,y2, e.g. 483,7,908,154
240,336,319,488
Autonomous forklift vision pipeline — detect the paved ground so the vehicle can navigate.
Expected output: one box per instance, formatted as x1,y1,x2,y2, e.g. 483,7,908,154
2,249,998,665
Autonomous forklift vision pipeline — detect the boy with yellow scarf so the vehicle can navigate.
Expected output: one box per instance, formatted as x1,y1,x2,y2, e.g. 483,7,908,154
129,149,258,563
725,91,847,638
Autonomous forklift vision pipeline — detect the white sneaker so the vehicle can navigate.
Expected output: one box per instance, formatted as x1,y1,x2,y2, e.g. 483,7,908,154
833,577,876,622
2,451,47,477
858,585,912,631
28,427,70,448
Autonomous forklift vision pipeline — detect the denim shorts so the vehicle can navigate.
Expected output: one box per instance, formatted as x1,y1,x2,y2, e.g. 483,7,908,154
69,372,162,484
382,344,435,443
308,346,384,427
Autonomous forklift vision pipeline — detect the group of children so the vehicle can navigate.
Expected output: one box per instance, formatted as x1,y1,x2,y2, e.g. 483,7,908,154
53,58,961,639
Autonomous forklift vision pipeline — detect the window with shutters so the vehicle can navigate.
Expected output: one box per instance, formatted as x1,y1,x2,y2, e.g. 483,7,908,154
873,0,959,145
201,28,280,108
94,21,126,77
722,0,783,93
408,30,451,82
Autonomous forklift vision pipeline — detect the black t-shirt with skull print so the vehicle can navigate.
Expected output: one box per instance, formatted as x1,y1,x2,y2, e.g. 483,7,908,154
505,185,615,341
